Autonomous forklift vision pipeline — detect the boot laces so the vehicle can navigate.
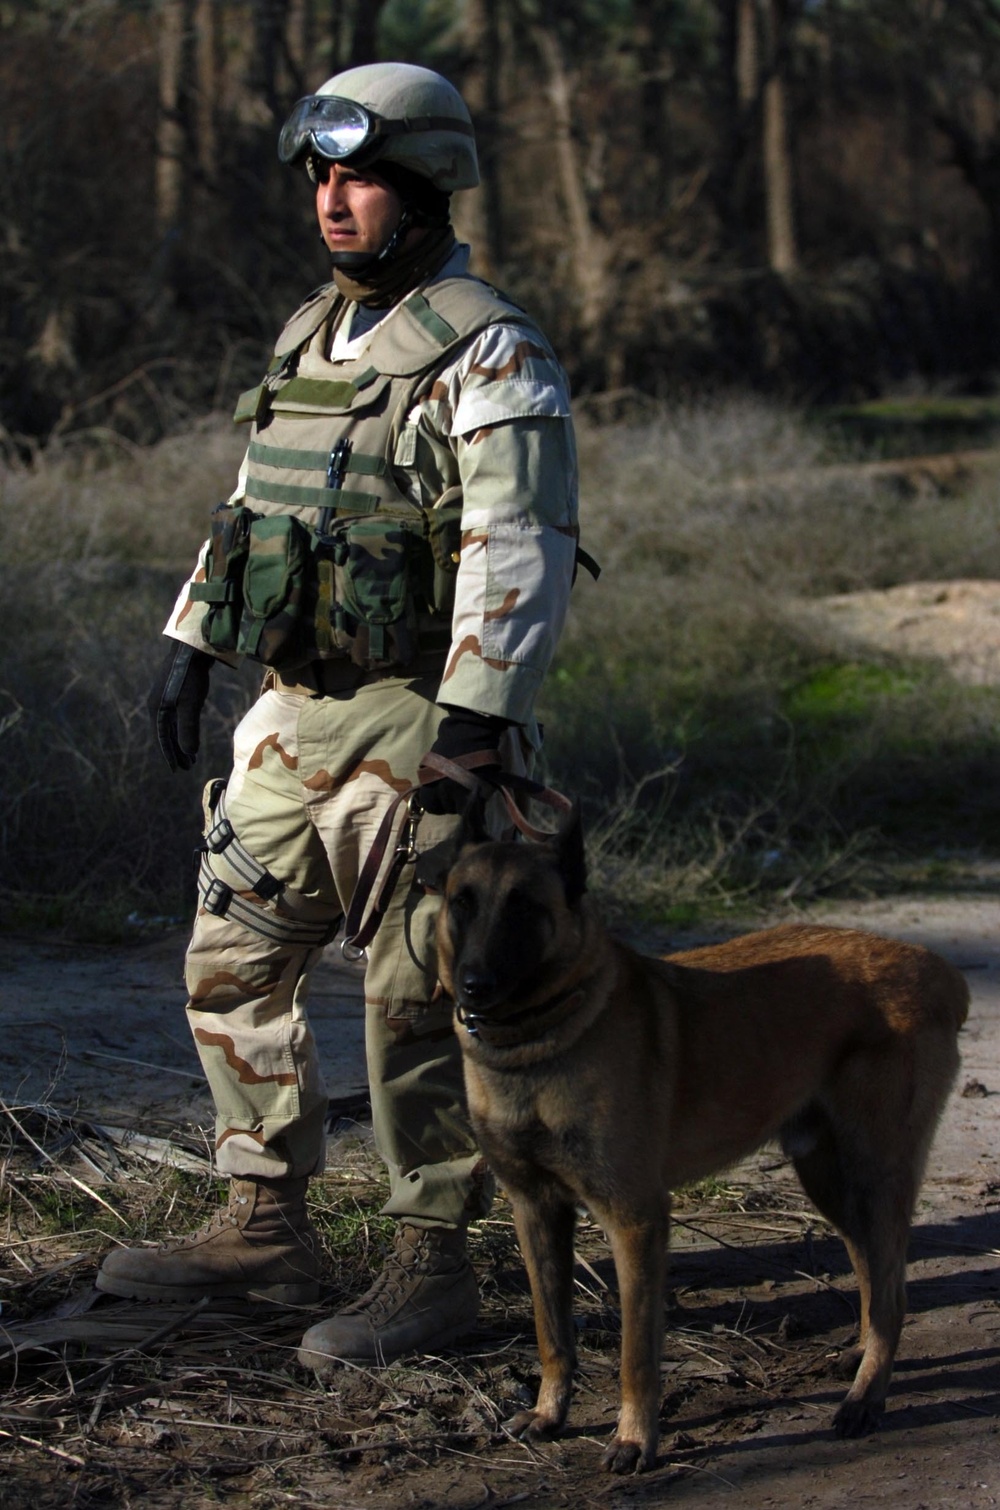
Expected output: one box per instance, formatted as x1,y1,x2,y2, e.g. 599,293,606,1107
341,1228,454,1321
156,1188,250,1251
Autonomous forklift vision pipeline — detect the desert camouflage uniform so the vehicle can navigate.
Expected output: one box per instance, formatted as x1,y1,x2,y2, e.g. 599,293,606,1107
164,243,578,1229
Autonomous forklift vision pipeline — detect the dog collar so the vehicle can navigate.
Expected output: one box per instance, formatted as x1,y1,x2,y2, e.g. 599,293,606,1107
455,985,587,1045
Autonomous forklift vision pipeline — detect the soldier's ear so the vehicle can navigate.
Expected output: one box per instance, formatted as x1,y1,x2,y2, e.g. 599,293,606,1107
554,801,587,906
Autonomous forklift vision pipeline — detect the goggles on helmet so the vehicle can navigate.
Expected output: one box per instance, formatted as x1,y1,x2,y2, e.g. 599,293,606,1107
278,94,474,168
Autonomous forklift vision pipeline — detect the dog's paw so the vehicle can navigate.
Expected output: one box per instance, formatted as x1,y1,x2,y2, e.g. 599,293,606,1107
832,1398,884,1438
504,1407,561,1442
601,1436,656,1474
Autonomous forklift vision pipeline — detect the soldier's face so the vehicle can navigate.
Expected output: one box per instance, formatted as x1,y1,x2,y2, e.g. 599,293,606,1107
314,161,404,258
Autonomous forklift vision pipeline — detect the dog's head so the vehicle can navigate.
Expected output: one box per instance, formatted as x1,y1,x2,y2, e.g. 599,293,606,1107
433,800,588,1020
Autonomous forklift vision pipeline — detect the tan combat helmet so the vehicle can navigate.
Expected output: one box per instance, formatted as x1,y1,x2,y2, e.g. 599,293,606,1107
279,62,479,193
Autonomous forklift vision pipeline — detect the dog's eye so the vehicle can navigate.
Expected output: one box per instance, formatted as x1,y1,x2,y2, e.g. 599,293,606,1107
505,888,533,917
450,887,475,918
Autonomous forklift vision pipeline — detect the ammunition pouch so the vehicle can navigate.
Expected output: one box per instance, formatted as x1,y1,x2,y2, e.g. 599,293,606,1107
191,504,451,672
240,513,311,666
189,502,255,655
314,514,424,668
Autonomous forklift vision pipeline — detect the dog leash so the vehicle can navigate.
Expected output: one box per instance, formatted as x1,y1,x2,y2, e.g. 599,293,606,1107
341,750,573,956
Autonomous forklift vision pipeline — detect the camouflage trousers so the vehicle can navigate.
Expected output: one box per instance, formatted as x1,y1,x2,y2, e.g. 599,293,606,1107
185,671,515,1230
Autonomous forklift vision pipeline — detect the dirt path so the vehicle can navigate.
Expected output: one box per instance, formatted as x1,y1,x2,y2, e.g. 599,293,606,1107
1,931,368,1127
1,889,998,1509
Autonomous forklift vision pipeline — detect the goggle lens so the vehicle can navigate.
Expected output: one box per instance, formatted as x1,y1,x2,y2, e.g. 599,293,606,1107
278,96,375,165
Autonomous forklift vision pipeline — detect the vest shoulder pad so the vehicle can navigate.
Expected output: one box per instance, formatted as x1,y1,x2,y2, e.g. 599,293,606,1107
273,284,341,359
369,274,543,377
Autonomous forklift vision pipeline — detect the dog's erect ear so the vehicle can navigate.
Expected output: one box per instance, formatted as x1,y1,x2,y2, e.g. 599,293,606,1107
555,801,587,905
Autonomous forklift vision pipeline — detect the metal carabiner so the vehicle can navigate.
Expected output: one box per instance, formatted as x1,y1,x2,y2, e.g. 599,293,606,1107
398,790,424,863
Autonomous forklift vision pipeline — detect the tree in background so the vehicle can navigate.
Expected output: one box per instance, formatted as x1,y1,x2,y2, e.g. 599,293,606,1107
2,0,1000,446
760,0,797,272
922,0,1000,292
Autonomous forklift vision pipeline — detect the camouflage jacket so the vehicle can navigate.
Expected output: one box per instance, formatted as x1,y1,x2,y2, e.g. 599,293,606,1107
165,244,578,727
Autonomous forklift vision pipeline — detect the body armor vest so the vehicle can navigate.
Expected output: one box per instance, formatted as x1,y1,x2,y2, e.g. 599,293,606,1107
191,276,540,673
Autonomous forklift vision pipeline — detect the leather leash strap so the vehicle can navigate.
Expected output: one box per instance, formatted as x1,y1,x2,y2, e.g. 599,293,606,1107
341,750,573,955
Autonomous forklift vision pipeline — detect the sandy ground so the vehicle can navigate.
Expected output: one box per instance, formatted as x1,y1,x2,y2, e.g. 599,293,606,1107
1,579,999,1507
791,577,1000,686
1,931,368,1129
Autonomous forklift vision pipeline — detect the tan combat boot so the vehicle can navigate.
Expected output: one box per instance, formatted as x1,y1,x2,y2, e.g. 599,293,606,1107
96,1177,322,1305
297,1223,478,1372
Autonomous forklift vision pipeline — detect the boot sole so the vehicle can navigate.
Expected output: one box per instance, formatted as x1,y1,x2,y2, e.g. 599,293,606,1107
297,1314,478,1372
95,1271,320,1306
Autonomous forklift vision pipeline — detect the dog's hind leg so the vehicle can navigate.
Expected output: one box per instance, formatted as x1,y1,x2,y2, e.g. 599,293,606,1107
786,1111,869,1370
790,1107,911,1438
829,1179,910,1439
505,1188,578,1443
601,1209,670,1474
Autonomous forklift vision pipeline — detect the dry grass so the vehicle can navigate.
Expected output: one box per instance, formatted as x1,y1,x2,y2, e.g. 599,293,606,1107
0,418,256,930
538,400,1000,908
4,395,1000,933
0,1092,849,1510
0,416,245,568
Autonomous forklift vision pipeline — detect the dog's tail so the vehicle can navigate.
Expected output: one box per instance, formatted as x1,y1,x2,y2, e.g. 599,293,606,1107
954,971,971,1030
942,957,971,1031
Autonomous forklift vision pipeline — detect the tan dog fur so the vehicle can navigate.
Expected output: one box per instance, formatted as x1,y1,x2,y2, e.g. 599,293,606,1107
435,825,968,1474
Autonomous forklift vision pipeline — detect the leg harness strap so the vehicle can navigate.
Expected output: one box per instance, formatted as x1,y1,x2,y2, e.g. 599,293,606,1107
196,780,339,948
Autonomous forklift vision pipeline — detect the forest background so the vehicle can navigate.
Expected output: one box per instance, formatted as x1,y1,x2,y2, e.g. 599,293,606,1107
5,0,1000,932
6,0,1000,440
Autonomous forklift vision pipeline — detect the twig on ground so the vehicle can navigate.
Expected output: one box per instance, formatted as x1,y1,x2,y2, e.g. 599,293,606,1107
0,1424,86,1466
0,1099,125,1224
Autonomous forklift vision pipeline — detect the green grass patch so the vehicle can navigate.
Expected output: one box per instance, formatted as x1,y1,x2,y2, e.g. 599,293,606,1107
783,662,919,723
814,395,1000,460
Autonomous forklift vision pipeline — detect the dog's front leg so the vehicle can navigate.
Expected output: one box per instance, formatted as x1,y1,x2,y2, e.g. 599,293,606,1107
603,1214,668,1473
505,1190,577,1443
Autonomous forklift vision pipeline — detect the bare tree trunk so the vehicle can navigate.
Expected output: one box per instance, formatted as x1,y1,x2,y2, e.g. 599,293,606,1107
761,0,797,272
286,0,311,95
717,0,759,257
453,0,503,278
633,0,675,216
736,0,759,107
327,0,348,69
349,0,387,66
252,0,287,122
156,0,187,237
531,20,611,340
193,0,220,185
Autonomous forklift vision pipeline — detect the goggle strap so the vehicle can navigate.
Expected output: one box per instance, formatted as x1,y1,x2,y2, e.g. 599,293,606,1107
374,115,476,139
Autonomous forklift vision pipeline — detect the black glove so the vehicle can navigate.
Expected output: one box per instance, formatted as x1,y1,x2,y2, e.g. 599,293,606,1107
149,642,214,772
419,708,509,815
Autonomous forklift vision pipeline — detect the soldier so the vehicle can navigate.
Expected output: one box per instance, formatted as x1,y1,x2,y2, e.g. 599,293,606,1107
96,62,581,1372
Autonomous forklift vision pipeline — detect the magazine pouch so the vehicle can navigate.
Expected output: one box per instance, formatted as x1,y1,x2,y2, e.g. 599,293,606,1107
189,503,255,655
318,516,421,669
237,513,311,666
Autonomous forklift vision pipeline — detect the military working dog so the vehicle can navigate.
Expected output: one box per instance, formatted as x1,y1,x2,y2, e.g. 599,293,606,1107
434,813,968,1474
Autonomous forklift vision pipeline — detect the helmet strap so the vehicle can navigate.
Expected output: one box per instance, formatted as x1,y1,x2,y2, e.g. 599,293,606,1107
332,222,457,309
